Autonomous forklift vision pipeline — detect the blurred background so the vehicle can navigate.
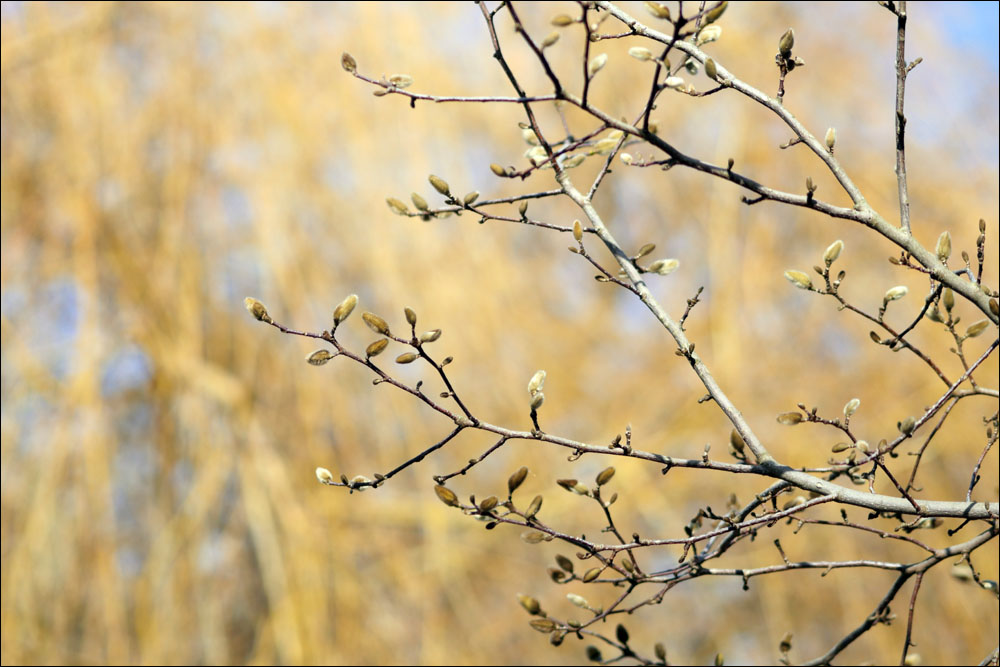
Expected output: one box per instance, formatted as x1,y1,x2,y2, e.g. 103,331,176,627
2,2,997,664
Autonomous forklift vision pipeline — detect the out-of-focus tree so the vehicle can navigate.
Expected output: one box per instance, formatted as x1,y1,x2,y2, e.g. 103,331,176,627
2,2,997,665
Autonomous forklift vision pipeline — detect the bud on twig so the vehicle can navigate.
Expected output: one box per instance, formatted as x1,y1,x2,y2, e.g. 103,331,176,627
386,198,409,215
508,466,529,494
649,259,680,275
644,1,671,20
823,240,844,265
388,74,413,89
935,231,952,262
244,297,272,323
883,286,908,303
704,58,718,80
306,349,334,366
411,193,429,211
428,174,450,196
435,485,459,506
779,29,795,57
366,339,389,358
341,52,357,73
844,398,860,417
588,53,608,78
784,270,812,290
629,47,654,62
528,370,546,396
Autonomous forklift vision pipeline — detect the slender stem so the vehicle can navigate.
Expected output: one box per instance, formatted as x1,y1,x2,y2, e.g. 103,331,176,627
893,0,912,235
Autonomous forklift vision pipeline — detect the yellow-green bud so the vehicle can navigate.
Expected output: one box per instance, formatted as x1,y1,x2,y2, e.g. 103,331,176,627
843,398,860,417
434,485,459,506
629,47,653,62
778,28,794,56
935,231,952,261
704,58,718,80
333,294,359,325
362,312,391,335
411,193,429,211
365,338,389,358
644,1,671,19
784,270,813,290
306,349,334,366
588,53,608,77
386,197,409,215
823,240,844,265
965,319,990,338
883,285,908,302
244,297,272,323
428,174,450,195
388,73,413,88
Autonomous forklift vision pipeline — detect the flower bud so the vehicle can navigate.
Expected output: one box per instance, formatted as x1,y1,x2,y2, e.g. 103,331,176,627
644,1,671,19
386,197,410,215
428,174,450,195
528,370,546,395
784,270,812,290
365,338,389,358
843,398,860,417
411,193,429,211
588,53,608,77
629,47,653,62
388,73,413,88
704,1,728,24
649,258,680,275
704,58,718,80
696,25,722,46
508,466,529,494
778,28,794,56
419,329,442,343
518,594,542,615
823,240,843,265
883,285,908,302
595,467,615,486
434,485,459,506
333,294,359,325
935,231,952,262
965,319,989,338
525,494,543,519
244,297,272,323
306,349,334,366
362,312,391,335
777,412,803,425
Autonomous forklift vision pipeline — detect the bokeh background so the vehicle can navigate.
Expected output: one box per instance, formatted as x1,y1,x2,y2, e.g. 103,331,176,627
2,2,998,665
